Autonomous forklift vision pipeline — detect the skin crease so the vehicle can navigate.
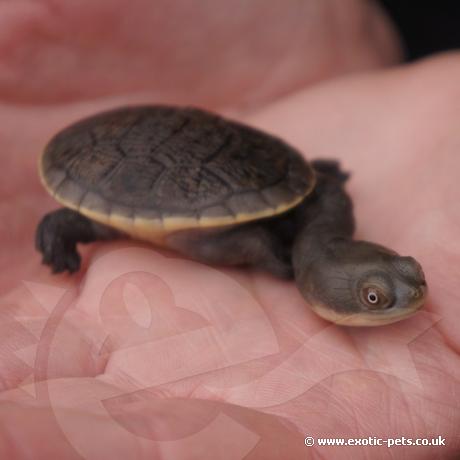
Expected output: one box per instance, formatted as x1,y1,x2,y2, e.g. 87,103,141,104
0,2,460,460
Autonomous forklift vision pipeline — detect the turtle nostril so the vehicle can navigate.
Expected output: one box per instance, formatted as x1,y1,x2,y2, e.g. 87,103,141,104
412,284,427,300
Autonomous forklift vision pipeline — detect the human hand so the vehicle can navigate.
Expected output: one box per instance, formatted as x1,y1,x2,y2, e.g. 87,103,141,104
0,1,459,459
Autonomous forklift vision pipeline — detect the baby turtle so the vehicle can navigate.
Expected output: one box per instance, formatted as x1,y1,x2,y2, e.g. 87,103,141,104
36,106,427,326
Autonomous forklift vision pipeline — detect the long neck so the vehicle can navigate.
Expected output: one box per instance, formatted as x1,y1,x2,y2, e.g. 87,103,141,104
292,170,355,280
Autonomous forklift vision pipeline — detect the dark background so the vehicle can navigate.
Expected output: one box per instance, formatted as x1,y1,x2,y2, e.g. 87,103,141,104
379,1,460,60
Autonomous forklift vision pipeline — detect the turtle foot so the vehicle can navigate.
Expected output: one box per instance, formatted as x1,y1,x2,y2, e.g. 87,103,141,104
35,210,82,273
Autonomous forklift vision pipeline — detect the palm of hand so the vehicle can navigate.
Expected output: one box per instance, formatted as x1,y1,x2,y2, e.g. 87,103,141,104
0,2,459,459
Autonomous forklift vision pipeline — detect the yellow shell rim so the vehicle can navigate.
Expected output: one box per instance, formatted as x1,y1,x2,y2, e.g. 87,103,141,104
39,152,316,240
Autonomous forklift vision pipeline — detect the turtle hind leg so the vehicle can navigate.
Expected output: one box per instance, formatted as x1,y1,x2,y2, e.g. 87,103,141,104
311,159,350,183
168,224,294,279
35,208,120,273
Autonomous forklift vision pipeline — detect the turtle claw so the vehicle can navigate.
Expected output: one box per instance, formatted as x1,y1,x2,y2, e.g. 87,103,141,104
38,239,81,274
49,250,81,274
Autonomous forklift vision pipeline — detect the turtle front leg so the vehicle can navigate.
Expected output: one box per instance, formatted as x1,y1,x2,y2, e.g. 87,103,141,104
35,208,120,273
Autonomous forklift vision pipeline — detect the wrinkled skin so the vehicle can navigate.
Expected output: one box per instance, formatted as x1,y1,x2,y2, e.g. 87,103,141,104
1,1,460,459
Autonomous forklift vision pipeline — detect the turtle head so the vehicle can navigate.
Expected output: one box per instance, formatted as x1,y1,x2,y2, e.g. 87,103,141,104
295,239,427,326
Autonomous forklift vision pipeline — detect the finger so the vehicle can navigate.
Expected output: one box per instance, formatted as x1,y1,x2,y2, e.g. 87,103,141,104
0,0,401,107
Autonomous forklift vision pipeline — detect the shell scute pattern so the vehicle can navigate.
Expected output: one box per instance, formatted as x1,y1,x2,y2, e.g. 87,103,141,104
42,106,313,224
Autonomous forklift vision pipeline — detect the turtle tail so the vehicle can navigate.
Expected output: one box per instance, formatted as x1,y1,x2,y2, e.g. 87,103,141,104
311,159,350,184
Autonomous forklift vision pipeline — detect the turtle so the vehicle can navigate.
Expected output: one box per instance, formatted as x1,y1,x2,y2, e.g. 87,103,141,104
36,105,427,326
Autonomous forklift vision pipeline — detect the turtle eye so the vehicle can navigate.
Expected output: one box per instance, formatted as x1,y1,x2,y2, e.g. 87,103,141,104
361,286,390,309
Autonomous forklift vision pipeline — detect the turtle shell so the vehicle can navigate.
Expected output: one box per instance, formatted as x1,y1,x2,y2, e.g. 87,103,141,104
40,106,315,241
